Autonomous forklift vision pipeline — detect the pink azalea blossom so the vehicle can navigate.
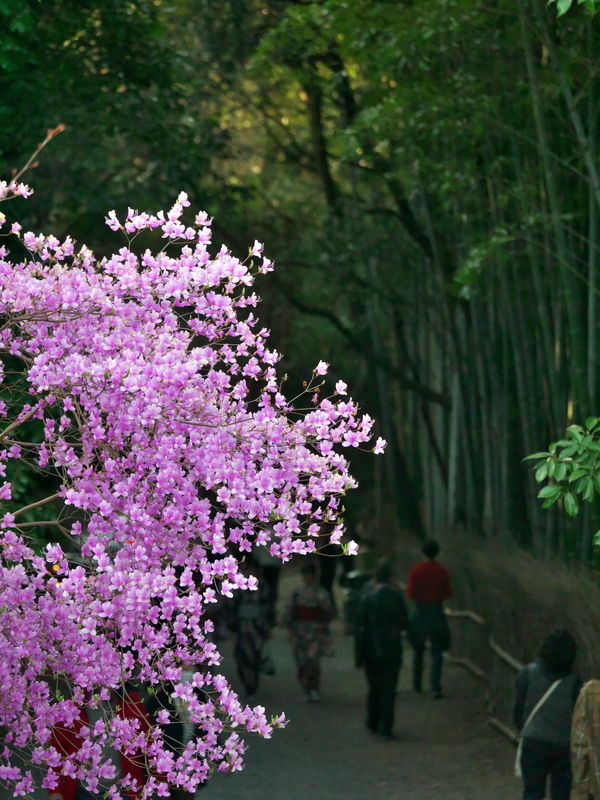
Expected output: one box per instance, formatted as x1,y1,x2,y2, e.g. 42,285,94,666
373,437,387,454
0,193,377,798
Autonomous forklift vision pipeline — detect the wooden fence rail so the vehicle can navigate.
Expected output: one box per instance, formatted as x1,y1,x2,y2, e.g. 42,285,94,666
396,579,522,742
445,607,522,743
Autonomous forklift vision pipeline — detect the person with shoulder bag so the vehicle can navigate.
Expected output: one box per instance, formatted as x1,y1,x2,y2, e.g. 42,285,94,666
513,628,582,800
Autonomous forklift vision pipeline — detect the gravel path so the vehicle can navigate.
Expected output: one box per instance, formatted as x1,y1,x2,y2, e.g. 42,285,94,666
202,580,518,800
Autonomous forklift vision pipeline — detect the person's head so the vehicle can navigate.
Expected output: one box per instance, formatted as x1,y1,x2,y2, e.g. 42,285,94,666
301,562,317,585
422,540,440,560
538,628,577,675
374,561,394,585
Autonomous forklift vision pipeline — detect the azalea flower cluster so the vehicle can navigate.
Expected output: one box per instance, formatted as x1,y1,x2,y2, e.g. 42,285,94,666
0,192,382,798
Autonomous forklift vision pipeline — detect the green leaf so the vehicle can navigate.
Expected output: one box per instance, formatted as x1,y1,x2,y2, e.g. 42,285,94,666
546,459,556,478
554,462,567,482
538,485,562,499
558,444,579,459
567,425,584,442
554,0,573,15
568,468,587,482
593,474,600,494
564,492,579,517
524,452,551,460
535,463,548,482
586,417,599,430
595,530,600,546
582,476,595,501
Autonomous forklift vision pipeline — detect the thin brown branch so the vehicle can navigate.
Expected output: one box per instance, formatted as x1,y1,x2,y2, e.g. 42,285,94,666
13,493,60,518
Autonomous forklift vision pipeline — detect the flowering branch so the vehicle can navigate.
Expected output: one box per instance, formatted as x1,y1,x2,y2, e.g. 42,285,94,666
0,192,383,798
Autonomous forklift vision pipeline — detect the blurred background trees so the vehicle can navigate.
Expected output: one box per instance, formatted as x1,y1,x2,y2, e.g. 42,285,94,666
2,0,600,562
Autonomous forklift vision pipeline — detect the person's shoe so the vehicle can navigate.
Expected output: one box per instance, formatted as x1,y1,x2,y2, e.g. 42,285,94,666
381,731,399,741
302,693,310,703
309,689,320,702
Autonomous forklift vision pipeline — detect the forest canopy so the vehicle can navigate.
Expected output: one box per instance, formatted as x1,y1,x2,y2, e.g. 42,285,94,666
2,0,600,561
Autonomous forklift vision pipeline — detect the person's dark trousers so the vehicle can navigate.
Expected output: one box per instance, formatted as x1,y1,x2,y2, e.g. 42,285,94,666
364,657,401,736
261,565,281,627
520,738,571,800
412,638,444,694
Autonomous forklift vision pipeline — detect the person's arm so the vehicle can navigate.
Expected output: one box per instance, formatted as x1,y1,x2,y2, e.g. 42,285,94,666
405,565,418,601
513,667,529,731
571,685,591,800
441,566,453,602
396,591,409,631
354,596,368,668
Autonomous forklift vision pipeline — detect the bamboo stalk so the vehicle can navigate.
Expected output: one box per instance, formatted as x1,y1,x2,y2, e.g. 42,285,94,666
519,0,587,417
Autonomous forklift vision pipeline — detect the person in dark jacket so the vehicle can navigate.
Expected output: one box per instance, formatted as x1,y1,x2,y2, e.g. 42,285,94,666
355,562,408,740
513,628,582,800
406,539,453,698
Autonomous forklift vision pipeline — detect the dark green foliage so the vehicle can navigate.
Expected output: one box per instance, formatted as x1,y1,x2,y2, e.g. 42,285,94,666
3,0,600,558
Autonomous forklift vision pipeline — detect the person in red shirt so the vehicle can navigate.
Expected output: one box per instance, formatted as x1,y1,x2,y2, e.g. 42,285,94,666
406,540,453,699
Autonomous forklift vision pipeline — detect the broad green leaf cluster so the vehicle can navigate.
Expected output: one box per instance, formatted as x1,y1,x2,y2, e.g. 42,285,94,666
548,0,598,16
528,419,600,541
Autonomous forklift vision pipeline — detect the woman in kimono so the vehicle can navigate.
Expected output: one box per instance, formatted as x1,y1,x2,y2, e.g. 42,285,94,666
231,561,271,703
283,562,333,702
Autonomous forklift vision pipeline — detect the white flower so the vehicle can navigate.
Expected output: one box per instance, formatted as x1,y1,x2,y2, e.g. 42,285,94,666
335,380,348,395
373,437,387,454
314,361,329,376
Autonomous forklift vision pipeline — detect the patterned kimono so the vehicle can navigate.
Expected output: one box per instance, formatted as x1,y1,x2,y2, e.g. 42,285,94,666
572,679,600,799
283,582,333,693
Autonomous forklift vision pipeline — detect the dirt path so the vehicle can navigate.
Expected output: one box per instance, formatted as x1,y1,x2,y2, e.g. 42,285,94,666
15,575,519,800
202,579,518,800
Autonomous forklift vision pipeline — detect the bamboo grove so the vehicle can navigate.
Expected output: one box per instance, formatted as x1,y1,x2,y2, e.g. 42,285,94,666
2,0,600,561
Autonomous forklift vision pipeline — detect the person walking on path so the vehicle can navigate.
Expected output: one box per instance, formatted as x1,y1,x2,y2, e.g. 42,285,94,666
355,562,408,740
514,628,582,800
406,540,453,698
231,561,271,703
283,562,333,702
571,677,600,799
